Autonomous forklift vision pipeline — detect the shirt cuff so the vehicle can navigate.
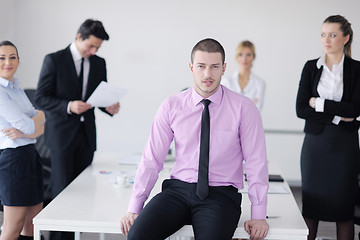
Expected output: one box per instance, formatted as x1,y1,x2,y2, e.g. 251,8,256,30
67,101,72,114
315,98,324,112
127,198,145,215
251,203,267,219
332,116,341,125
19,118,36,135
12,117,35,135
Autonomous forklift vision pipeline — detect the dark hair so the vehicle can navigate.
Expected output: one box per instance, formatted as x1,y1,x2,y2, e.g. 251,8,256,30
324,15,353,57
0,40,19,58
77,19,109,41
191,38,225,64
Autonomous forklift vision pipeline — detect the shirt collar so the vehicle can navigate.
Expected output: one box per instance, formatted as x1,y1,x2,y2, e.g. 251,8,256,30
191,85,223,106
70,42,83,62
0,77,19,89
316,54,345,69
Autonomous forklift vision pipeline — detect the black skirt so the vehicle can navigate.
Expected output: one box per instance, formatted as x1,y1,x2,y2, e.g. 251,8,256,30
301,125,360,221
0,144,44,206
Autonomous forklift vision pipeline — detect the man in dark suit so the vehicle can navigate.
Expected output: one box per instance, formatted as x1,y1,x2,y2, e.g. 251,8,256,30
35,19,120,239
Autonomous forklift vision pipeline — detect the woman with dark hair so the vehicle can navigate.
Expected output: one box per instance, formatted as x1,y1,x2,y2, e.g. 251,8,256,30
222,40,265,111
296,15,360,240
0,40,45,240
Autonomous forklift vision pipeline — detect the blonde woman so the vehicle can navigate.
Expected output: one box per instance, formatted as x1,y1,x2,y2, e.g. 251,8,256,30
222,40,265,111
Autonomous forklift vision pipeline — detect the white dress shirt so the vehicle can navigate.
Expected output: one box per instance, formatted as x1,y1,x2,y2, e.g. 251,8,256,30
221,72,265,111
315,54,344,124
67,42,90,120
70,42,90,99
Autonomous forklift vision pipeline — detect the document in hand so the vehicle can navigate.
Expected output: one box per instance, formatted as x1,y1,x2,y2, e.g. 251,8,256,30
86,81,127,107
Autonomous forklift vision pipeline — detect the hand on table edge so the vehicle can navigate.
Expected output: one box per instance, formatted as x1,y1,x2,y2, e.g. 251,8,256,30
120,212,138,236
244,219,269,240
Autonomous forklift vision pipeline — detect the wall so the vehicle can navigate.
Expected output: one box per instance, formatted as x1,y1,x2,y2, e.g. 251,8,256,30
0,1,15,40
6,0,360,182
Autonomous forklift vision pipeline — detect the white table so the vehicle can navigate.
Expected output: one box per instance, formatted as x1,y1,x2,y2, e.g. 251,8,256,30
33,154,308,240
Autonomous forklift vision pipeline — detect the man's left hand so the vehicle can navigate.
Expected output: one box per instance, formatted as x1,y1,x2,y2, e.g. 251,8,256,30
106,102,120,115
244,219,269,240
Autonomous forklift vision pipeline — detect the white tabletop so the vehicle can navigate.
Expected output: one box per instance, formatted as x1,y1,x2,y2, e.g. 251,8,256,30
33,153,308,240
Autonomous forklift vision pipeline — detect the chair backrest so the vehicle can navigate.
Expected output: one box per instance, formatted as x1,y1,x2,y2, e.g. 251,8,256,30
24,89,38,108
23,88,51,159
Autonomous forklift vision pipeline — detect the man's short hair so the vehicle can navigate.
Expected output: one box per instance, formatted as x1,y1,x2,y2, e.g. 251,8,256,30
191,38,225,64
77,19,110,41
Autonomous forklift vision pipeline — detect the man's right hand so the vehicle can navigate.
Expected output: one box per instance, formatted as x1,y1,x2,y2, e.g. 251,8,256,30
244,219,269,240
120,212,138,236
70,100,92,115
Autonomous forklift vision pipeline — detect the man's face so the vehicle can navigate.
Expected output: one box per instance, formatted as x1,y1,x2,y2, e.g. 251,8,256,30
75,34,103,59
189,51,226,98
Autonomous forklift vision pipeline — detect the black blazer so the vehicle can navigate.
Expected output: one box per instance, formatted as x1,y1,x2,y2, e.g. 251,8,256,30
35,46,110,151
296,56,360,134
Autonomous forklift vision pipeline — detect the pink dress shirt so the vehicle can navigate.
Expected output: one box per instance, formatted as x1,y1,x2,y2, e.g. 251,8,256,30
128,85,269,219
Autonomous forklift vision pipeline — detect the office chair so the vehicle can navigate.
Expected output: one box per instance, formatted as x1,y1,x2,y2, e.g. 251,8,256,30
24,89,52,207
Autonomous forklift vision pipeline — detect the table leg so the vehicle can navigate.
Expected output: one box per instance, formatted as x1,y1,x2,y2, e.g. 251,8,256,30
75,231,80,240
99,232,105,240
33,225,40,240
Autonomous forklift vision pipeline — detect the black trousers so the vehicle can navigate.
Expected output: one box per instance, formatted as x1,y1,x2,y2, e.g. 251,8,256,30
49,123,94,240
50,123,94,198
128,179,242,240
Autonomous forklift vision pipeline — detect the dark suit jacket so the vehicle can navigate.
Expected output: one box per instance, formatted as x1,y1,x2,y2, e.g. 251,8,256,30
35,46,110,151
296,56,360,134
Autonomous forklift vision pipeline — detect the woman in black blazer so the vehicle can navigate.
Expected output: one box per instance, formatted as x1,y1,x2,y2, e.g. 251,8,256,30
296,15,360,240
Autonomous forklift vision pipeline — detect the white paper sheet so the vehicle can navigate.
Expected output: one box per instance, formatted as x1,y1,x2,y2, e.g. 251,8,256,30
86,81,127,107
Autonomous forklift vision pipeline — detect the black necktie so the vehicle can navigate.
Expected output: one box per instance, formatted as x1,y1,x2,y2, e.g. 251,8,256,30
196,99,211,200
79,58,84,98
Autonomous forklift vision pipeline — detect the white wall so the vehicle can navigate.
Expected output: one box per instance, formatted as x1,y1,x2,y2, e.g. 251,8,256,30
6,0,360,182
0,1,15,40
